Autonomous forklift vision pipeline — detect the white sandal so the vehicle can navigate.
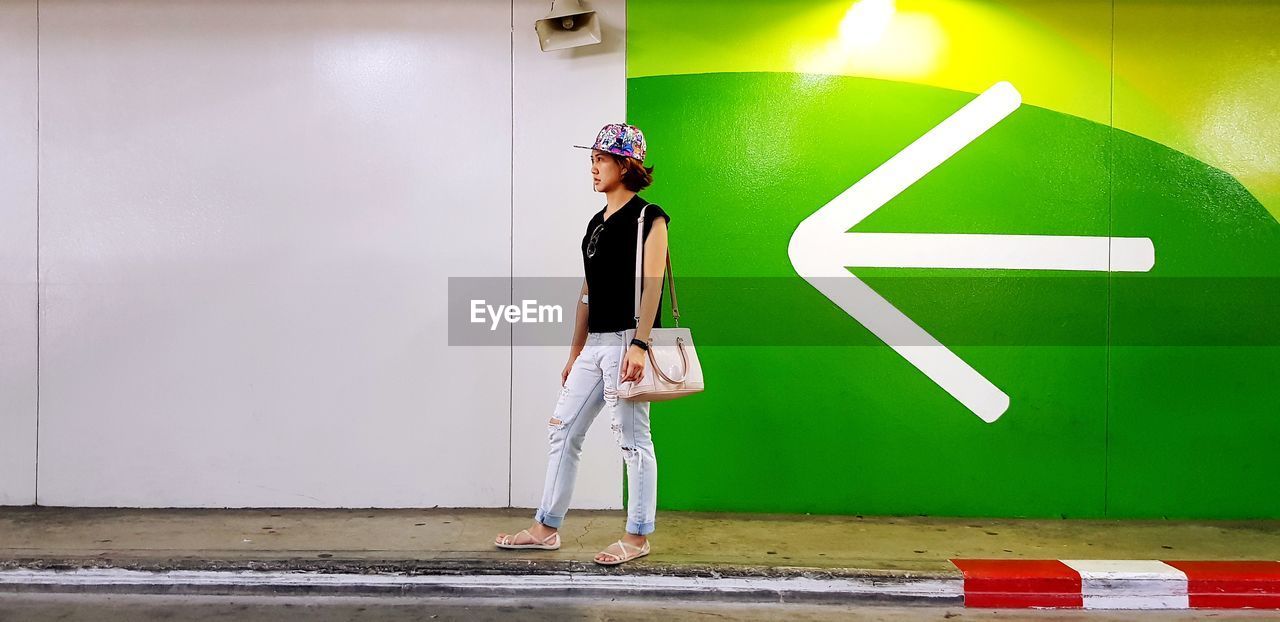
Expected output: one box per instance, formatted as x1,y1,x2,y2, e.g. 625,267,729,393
495,529,560,550
594,539,649,565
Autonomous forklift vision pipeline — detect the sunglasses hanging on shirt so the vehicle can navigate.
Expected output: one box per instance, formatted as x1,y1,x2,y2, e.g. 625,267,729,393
586,223,605,259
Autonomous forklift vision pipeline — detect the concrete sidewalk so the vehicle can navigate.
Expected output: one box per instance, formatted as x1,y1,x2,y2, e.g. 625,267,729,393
2,507,1277,577
2,506,1279,610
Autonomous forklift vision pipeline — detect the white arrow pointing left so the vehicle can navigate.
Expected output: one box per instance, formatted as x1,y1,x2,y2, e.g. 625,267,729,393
787,81,1155,423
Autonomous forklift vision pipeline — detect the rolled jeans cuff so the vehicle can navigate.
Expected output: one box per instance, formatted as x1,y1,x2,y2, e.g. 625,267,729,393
627,520,655,536
534,509,564,529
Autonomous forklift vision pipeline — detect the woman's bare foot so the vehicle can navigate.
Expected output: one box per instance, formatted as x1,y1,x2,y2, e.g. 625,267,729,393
594,532,648,563
495,521,558,547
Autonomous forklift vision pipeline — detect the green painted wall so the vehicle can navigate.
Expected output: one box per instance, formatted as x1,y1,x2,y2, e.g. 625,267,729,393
627,0,1280,518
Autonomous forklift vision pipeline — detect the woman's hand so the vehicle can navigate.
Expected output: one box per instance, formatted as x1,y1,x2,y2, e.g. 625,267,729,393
620,344,647,383
562,353,579,386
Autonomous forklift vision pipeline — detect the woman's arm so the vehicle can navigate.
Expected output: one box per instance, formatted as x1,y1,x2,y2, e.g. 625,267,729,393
569,278,590,357
621,218,668,382
632,218,668,343
562,278,590,386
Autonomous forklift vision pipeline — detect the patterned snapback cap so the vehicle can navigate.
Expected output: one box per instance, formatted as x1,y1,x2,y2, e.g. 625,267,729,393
574,123,646,162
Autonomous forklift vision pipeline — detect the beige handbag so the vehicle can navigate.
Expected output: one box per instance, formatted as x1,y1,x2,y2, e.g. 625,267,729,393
617,204,705,401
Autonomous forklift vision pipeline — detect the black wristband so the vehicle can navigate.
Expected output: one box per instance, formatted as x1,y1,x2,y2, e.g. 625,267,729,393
630,338,650,351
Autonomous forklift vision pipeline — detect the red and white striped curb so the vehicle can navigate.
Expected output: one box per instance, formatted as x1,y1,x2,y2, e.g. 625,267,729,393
3,562,1277,609
951,559,1280,609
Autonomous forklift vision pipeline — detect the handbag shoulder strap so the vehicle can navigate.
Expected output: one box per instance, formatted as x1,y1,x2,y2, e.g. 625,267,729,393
633,203,681,327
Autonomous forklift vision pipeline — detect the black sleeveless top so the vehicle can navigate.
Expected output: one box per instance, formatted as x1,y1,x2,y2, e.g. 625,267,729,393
580,194,671,333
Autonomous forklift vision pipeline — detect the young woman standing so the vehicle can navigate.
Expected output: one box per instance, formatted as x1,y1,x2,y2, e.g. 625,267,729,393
494,123,670,565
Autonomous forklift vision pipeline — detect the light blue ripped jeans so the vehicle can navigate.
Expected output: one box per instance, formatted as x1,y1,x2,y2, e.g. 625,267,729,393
534,330,657,536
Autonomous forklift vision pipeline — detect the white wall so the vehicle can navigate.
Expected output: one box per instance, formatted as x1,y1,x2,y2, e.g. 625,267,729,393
0,0,626,509
0,0,39,505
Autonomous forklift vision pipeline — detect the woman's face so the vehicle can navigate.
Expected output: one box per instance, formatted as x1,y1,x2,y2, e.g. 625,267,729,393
590,150,622,193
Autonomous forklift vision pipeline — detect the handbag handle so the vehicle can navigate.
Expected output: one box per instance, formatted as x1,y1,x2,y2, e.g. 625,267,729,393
647,336,691,384
632,203,681,328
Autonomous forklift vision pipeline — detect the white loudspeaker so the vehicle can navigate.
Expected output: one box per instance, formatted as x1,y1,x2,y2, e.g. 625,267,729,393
535,0,602,52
